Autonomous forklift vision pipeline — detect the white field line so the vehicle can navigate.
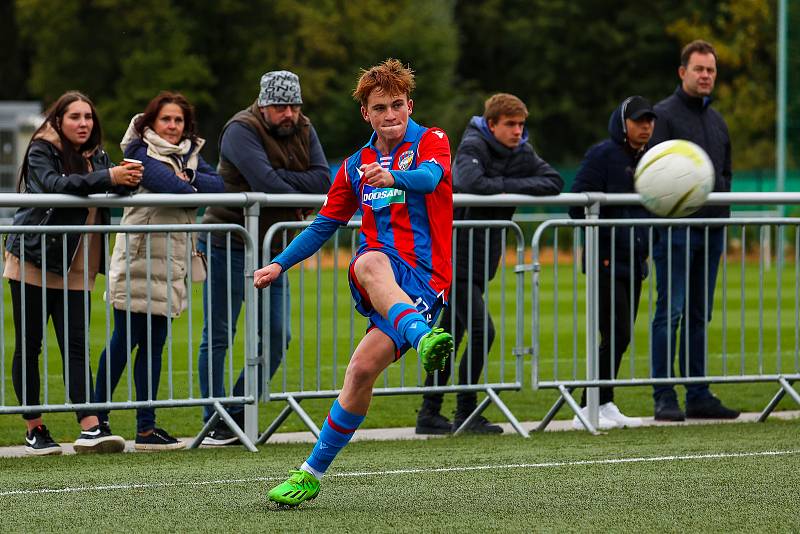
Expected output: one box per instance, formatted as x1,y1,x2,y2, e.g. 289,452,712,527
0,449,797,498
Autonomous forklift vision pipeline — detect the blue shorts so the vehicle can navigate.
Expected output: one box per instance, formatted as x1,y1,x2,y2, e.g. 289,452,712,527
348,249,446,358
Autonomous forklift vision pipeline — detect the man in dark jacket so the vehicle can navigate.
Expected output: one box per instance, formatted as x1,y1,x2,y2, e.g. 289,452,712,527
649,40,739,421
569,96,655,430
198,70,331,444
416,93,563,434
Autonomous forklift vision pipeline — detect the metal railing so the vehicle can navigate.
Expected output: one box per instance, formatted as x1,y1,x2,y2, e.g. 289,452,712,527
256,219,530,440
1,191,799,450
531,214,800,434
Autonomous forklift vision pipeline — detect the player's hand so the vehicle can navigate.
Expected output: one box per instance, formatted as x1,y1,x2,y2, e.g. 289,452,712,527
254,263,283,289
360,162,395,188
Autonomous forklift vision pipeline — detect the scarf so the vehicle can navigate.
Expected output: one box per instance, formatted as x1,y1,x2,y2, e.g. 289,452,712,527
120,113,204,173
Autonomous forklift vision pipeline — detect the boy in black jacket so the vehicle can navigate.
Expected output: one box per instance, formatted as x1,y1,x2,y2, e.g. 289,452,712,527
416,93,563,434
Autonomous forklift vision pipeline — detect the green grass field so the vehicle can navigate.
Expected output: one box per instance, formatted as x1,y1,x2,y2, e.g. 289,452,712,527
1,238,799,447
0,420,798,531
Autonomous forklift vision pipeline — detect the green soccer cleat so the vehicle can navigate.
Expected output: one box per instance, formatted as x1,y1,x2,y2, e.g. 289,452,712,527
418,327,453,373
268,469,321,507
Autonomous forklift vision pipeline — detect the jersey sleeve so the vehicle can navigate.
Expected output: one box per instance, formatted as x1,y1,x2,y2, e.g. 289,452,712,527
416,127,451,179
319,159,359,223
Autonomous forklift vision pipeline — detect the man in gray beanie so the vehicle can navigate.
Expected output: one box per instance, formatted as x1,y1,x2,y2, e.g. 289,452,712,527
198,69,331,445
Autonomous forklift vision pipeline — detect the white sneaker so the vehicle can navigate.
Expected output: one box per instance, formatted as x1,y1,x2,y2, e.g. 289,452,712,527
599,402,643,428
571,406,619,430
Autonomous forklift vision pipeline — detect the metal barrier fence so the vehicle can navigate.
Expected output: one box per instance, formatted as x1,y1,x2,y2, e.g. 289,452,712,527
3,192,800,451
0,222,260,451
256,219,530,440
532,216,800,434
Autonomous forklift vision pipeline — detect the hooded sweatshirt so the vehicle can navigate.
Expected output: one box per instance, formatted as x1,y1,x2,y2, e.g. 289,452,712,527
452,116,563,283
569,102,651,279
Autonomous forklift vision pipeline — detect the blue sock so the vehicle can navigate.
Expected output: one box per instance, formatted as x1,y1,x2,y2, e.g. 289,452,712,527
388,302,431,349
304,399,365,476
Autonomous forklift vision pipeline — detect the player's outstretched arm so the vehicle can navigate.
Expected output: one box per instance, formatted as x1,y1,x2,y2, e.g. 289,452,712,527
254,263,283,288
253,215,341,290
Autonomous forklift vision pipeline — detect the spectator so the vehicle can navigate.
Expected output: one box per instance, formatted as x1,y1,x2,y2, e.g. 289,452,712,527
199,70,331,445
569,96,655,430
4,91,138,455
95,91,224,450
649,40,739,421
415,93,563,435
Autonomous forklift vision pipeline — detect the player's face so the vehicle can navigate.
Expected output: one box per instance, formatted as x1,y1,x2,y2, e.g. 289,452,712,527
625,116,655,149
679,52,717,98
488,113,526,149
361,90,413,152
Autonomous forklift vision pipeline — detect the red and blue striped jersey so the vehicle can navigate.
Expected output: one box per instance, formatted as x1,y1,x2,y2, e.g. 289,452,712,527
320,118,453,297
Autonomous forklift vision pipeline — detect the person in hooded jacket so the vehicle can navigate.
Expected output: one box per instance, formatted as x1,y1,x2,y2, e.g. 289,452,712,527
568,96,656,430
415,93,563,435
94,91,224,450
5,91,140,455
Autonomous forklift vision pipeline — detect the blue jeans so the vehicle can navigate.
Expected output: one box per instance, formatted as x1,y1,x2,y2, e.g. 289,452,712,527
95,309,169,432
197,240,290,422
650,226,724,402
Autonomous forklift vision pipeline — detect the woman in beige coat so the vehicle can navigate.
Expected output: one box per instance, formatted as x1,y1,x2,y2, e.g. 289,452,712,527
94,92,223,450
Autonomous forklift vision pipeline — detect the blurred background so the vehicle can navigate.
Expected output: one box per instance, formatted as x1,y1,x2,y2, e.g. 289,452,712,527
0,0,797,193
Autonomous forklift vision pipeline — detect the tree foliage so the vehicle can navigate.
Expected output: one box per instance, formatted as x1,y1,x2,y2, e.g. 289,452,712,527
667,0,776,170
9,0,780,171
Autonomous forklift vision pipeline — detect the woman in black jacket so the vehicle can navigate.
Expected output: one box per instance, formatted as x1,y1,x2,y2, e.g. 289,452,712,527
4,91,140,455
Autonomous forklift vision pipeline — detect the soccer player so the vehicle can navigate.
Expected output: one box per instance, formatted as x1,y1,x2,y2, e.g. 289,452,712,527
254,58,454,507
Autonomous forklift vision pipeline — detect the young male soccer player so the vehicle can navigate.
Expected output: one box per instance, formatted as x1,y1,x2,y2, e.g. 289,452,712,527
254,58,454,507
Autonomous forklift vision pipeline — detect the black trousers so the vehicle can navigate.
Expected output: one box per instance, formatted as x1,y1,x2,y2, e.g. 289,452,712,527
580,271,643,406
10,280,96,422
422,277,495,413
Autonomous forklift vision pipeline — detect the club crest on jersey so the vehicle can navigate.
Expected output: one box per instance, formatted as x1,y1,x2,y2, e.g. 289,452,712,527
362,185,406,211
397,150,415,171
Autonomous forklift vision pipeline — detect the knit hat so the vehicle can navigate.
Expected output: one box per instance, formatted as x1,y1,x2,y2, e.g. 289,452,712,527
257,70,303,106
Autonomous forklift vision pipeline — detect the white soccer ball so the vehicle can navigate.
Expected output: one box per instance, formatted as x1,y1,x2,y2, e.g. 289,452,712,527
634,139,715,217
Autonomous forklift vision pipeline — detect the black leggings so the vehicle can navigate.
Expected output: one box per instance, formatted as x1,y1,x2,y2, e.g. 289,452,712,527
10,280,96,422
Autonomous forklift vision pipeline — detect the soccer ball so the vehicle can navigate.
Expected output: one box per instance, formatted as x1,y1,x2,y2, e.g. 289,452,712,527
634,139,715,217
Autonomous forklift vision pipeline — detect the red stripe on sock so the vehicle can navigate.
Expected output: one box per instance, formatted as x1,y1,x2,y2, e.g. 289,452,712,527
326,414,357,435
392,307,416,330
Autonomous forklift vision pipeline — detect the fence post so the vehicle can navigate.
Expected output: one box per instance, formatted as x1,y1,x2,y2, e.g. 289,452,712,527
585,200,601,428
243,200,261,443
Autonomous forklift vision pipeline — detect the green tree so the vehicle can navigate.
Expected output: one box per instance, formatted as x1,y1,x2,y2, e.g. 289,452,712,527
185,0,461,161
0,2,31,100
784,0,799,169
455,0,696,166
667,0,776,171
16,0,214,161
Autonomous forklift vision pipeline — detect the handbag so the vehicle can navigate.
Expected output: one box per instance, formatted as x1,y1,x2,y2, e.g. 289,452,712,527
191,248,207,283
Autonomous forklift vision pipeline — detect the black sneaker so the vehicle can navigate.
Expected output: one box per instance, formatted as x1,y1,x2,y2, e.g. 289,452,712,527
201,421,240,446
415,407,452,435
452,414,504,434
654,391,685,422
74,424,126,454
24,425,62,456
686,396,740,419
135,427,186,451
99,420,112,434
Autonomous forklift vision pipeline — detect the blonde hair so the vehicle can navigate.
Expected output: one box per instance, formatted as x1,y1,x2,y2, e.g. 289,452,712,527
352,58,416,105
